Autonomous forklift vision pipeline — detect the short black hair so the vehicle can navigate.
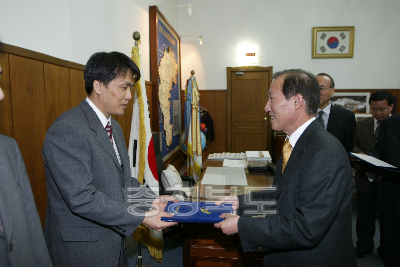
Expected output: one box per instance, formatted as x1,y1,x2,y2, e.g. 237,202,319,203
369,90,393,106
316,73,335,88
273,69,320,116
84,51,140,95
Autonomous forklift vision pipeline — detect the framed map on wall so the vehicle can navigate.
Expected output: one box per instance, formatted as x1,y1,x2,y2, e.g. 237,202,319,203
149,6,182,161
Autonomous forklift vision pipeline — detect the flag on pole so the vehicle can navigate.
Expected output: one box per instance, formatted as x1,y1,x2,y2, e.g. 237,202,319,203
185,73,202,181
128,38,163,262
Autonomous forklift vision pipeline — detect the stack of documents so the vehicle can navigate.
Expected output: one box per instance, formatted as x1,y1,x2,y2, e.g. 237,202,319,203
246,151,271,172
201,167,248,186
208,152,246,160
245,151,272,162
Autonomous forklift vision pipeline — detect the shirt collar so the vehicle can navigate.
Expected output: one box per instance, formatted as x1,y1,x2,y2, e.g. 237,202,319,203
85,97,111,128
287,117,316,148
318,102,331,115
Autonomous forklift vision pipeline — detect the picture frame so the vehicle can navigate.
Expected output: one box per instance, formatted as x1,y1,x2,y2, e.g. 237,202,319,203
355,113,373,121
149,6,182,160
330,92,370,113
312,27,355,59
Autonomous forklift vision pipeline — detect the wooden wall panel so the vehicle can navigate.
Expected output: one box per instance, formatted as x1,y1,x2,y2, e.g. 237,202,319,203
44,63,71,129
70,69,86,108
0,52,13,137
9,55,47,224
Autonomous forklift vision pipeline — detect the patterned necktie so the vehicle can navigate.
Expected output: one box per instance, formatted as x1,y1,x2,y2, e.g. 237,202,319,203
282,139,292,173
105,121,113,145
318,110,325,128
375,121,380,139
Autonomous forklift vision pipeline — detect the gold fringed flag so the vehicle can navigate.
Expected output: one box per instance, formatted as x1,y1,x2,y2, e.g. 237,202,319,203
185,72,202,181
128,38,163,262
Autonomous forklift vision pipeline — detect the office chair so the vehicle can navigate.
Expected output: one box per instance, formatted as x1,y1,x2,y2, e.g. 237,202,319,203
152,132,195,198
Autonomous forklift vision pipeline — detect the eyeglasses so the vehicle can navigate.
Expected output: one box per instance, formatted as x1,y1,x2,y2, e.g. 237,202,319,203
319,86,333,91
371,107,389,113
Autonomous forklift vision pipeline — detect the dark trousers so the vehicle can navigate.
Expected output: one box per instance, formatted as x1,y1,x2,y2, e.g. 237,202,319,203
377,180,400,267
356,181,379,252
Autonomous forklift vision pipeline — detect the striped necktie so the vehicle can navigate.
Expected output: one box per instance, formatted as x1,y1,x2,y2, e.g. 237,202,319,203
105,121,113,145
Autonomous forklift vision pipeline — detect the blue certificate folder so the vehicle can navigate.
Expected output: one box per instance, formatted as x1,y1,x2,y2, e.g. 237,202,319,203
161,202,233,223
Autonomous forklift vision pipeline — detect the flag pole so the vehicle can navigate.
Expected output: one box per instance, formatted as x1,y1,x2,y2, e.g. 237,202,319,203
133,31,146,267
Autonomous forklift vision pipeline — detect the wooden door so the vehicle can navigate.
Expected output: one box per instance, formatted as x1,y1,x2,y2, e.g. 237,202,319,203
227,66,273,153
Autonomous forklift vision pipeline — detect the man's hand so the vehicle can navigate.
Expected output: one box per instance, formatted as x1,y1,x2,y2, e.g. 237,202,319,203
142,195,178,231
214,213,239,235
151,195,178,211
215,196,239,211
142,210,177,231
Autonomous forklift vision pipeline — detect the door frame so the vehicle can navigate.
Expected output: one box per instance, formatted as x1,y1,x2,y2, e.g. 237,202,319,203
226,66,273,152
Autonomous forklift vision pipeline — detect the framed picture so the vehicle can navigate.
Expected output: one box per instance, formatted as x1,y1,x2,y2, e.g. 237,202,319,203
331,92,370,113
312,27,355,58
355,113,373,121
149,6,182,160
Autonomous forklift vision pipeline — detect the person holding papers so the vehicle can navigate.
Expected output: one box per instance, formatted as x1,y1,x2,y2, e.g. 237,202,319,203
214,69,356,266
370,113,400,266
353,90,393,258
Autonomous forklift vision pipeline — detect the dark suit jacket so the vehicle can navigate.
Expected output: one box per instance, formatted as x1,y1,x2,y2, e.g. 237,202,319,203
0,134,53,267
327,105,356,152
371,114,400,214
353,116,375,192
237,120,357,267
42,100,150,267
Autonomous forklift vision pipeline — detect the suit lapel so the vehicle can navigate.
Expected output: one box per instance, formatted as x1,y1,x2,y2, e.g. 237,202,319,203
0,157,13,243
326,105,338,132
79,100,123,173
273,120,321,199
362,117,375,150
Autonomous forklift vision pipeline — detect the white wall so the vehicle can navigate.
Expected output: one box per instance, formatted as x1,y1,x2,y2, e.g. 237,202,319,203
0,0,178,82
177,0,400,90
1,0,399,89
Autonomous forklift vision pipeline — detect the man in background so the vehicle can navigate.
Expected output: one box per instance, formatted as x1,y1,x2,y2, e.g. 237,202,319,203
0,42,53,267
370,112,400,267
215,69,356,266
316,73,356,152
353,90,393,258
42,51,176,267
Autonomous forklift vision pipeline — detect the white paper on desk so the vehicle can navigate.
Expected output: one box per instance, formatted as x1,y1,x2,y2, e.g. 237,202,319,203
202,167,248,186
351,153,397,168
223,159,247,168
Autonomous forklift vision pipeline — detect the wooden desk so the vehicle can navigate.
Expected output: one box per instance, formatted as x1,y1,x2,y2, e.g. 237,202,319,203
182,160,273,267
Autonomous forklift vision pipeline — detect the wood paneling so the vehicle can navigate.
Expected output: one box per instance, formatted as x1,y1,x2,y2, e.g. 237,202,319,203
44,63,71,129
9,55,48,223
70,69,86,108
0,52,13,137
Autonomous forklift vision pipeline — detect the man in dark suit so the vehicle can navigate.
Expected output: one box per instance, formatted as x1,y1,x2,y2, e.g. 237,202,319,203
316,73,356,152
42,52,176,267
353,90,393,258
371,113,400,266
0,53,53,266
215,69,357,266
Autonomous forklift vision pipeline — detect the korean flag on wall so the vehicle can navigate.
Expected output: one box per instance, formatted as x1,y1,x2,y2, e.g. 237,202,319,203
316,30,350,55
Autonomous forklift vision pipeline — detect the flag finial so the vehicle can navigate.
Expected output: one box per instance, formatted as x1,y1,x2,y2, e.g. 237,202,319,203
133,31,140,41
